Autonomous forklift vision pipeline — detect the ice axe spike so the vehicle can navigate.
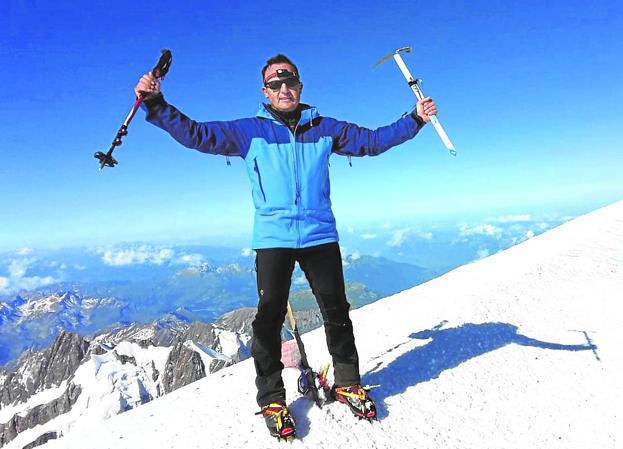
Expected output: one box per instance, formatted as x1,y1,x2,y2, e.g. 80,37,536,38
375,47,457,156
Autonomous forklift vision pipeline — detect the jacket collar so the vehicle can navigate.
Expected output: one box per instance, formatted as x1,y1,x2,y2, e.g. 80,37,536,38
256,103,319,126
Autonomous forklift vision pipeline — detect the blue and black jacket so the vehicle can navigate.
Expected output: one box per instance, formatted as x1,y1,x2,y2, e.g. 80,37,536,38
142,95,424,249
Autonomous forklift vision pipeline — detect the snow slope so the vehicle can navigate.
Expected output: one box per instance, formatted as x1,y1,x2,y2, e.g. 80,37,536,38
15,200,622,449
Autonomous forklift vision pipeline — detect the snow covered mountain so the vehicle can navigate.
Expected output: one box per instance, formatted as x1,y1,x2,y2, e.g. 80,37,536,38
0,308,256,448
0,292,126,365
4,200,623,448
0,292,122,326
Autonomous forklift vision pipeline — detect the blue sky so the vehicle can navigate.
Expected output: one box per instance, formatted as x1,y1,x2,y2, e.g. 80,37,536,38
1,0,621,252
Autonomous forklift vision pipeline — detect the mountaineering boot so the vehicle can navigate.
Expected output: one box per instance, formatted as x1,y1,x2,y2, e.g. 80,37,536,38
331,384,377,421
256,401,296,441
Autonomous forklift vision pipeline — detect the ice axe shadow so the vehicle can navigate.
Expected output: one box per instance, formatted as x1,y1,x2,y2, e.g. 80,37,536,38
363,321,598,420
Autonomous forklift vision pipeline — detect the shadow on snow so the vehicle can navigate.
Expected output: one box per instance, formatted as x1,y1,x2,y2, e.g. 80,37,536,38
362,321,598,420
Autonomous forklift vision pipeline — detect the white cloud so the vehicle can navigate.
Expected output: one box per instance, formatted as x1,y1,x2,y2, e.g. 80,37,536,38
350,251,361,260
477,248,490,259
497,214,532,223
99,245,176,266
360,233,377,240
459,223,502,238
387,228,411,247
177,254,205,266
241,248,253,257
385,228,431,247
525,230,535,239
8,259,32,278
506,223,525,233
153,249,174,265
0,258,58,294
102,250,135,266
16,247,33,256
10,275,57,292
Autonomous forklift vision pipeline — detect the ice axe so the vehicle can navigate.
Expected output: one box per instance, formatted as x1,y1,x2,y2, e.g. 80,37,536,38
94,49,173,170
375,47,457,156
285,302,325,407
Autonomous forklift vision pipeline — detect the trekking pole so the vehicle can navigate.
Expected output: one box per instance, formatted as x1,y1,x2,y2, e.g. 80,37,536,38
286,302,322,407
95,49,173,170
375,47,457,156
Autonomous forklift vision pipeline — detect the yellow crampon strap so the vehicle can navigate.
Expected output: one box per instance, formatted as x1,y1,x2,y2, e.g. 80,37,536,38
318,362,330,386
320,362,329,379
334,386,367,401
261,403,289,429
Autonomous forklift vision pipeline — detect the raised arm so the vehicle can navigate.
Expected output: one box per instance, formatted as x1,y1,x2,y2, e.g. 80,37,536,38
135,72,244,157
331,97,436,157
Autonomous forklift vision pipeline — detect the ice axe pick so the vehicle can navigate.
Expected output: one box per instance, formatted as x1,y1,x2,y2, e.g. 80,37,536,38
375,47,457,156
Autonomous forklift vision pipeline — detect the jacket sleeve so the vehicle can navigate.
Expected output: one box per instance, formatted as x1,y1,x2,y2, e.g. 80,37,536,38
329,113,424,157
141,93,244,157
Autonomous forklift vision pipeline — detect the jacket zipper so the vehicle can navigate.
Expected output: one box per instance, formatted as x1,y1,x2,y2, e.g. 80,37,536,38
290,121,302,248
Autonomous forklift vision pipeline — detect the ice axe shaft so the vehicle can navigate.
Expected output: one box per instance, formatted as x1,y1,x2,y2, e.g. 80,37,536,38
286,302,322,407
379,47,457,156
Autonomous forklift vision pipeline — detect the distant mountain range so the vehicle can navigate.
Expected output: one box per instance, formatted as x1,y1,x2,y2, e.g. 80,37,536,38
0,253,434,367
0,249,435,447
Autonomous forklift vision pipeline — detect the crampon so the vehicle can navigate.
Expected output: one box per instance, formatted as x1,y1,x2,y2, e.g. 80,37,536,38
256,401,296,441
331,384,377,421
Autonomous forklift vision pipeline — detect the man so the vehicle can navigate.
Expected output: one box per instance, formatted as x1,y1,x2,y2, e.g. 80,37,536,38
135,54,437,440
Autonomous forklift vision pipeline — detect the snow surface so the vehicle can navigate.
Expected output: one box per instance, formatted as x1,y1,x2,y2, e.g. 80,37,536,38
17,294,61,317
216,328,247,358
184,340,230,366
11,201,623,448
3,342,174,449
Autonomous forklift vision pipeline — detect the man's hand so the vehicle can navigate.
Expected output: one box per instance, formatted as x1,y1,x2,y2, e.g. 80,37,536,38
134,72,161,99
416,97,438,123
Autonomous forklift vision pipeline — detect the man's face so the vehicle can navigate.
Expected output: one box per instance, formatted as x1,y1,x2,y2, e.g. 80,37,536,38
262,63,303,112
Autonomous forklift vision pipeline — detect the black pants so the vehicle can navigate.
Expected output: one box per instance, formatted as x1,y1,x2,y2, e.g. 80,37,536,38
251,242,360,406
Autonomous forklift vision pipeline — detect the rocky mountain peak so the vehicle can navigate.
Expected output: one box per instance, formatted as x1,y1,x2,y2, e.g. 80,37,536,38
1,331,89,408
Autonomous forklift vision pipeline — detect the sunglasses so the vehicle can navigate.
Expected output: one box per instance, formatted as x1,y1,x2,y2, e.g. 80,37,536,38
264,77,301,91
